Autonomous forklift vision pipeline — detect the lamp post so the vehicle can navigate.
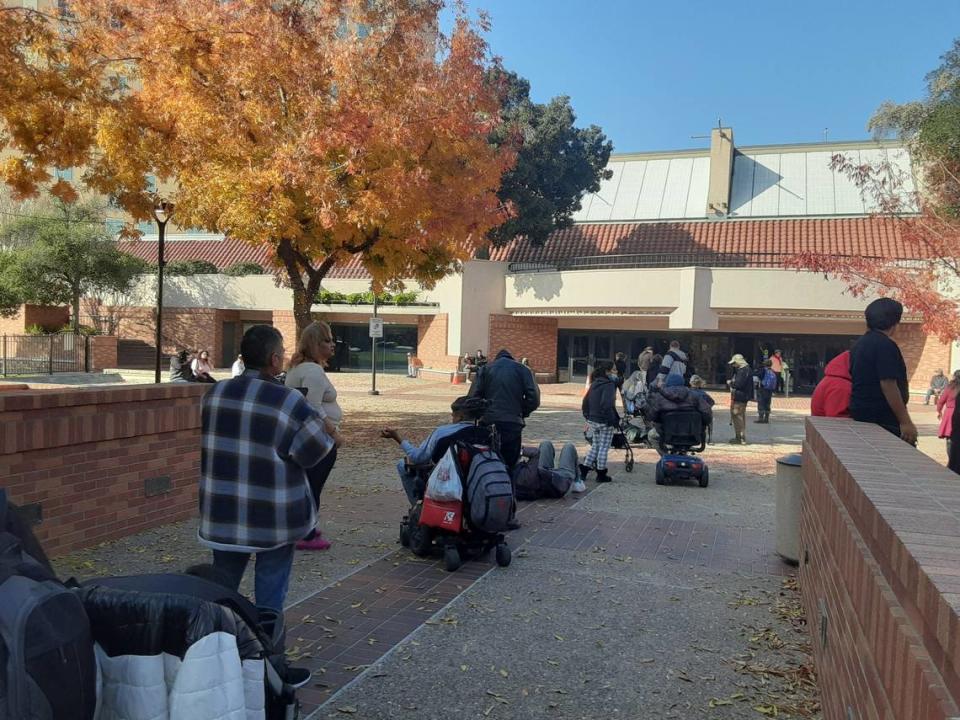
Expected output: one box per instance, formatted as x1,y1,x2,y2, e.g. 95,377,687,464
369,291,380,396
153,199,174,384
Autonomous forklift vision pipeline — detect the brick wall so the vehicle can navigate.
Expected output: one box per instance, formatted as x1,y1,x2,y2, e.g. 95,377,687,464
0,305,69,334
417,314,459,370
0,384,209,557
896,323,951,393
272,310,298,362
88,335,118,371
488,315,558,376
801,417,960,719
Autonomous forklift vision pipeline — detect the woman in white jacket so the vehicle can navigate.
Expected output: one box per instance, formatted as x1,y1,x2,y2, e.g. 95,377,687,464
284,321,344,550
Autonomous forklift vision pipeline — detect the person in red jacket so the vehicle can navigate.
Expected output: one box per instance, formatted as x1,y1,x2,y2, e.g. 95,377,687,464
811,351,852,418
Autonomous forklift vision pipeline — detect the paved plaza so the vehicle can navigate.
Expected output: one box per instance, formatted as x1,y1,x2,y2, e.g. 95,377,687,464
48,375,950,719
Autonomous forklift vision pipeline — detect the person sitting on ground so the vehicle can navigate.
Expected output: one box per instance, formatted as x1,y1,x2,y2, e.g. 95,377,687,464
811,351,852,418
646,374,714,454
513,441,580,499
460,352,476,373
381,396,489,506
475,349,488,368
687,375,715,443
656,340,688,387
580,361,620,484
191,349,217,383
231,354,245,378
926,369,949,405
170,349,196,383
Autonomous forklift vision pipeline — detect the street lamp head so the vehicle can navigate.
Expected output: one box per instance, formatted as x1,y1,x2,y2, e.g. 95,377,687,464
153,199,174,225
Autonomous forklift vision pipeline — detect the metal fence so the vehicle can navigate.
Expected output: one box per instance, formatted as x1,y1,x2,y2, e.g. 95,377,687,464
507,252,885,273
1,334,89,376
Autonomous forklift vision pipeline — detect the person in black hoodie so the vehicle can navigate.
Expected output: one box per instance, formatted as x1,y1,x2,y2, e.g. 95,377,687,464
468,349,540,469
580,361,620,483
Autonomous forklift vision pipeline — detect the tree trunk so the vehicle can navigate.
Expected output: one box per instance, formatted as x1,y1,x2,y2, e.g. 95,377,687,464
277,238,332,340
71,289,81,333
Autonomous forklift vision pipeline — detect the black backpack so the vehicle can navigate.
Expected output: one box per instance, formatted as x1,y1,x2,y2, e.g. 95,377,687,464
0,489,97,720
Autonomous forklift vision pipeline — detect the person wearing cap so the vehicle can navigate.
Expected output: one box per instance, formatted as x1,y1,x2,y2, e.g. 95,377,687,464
727,353,753,444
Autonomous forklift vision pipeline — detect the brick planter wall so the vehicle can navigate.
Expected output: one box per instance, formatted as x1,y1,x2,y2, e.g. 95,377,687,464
88,335,118,371
417,314,459,371
0,384,210,557
801,417,960,719
488,315,558,379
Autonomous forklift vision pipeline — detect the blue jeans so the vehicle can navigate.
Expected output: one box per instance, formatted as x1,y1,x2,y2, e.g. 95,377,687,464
397,460,420,505
212,544,295,612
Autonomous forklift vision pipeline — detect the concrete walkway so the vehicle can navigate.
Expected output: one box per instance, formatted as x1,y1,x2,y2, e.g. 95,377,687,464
55,387,822,719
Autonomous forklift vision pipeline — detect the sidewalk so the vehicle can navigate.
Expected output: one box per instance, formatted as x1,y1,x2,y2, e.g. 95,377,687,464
54,389,821,719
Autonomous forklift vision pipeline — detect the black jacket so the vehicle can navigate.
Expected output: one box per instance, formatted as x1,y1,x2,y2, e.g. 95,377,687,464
730,365,754,403
469,350,540,426
582,375,620,426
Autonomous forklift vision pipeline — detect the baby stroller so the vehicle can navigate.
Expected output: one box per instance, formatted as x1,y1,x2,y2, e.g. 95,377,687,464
654,409,709,488
399,424,513,572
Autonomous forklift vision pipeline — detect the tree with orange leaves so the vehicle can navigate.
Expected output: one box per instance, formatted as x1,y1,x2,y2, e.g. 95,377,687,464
0,0,515,337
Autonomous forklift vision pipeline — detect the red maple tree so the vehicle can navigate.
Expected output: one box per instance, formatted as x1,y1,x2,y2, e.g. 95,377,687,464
788,153,960,343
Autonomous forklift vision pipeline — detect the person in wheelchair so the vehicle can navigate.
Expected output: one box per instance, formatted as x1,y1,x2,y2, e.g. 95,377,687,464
645,374,714,455
380,396,490,505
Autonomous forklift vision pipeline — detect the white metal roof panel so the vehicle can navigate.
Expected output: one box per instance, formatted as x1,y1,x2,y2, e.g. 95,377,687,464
610,160,648,219
634,158,670,219
729,153,756,215
749,153,782,217
584,161,623,221
684,156,711,217
776,152,807,216
659,158,695,218
803,151,837,216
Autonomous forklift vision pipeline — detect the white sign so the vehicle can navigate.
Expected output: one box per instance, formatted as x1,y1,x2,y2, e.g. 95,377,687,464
368,317,384,338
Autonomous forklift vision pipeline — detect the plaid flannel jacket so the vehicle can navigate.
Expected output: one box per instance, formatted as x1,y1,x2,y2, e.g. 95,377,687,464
199,370,334,551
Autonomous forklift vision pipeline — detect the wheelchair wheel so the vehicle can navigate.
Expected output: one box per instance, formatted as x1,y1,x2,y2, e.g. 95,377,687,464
407,505,433,557
443,545,462,572
698,466,710,488
495,543,512,567
655,461,665,485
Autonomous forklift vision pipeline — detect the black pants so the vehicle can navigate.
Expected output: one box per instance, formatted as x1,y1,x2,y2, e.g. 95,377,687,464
757,388,772,415
775,371,784,393
304,446,338,539
490,422,523,469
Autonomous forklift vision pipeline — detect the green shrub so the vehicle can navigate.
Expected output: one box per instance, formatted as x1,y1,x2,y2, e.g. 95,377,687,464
223,262,265,276
392,291,419,305
316,290,347,304
345,292,366,305
165,259,219,276
59,324,99,336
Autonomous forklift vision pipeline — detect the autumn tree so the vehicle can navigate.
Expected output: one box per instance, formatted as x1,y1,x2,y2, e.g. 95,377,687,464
0,0,515,337
790,38,960,341
486,69,613,246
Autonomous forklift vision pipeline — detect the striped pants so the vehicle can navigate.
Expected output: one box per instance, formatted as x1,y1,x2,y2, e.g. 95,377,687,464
585,421,616,470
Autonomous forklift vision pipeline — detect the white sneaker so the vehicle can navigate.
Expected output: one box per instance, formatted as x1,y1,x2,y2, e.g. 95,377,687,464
571,480,587,493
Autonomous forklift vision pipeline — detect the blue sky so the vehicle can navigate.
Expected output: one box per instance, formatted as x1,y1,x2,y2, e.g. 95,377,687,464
461,0,960,154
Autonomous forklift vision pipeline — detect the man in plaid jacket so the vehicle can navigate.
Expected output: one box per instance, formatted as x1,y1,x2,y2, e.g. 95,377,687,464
199,325,334,612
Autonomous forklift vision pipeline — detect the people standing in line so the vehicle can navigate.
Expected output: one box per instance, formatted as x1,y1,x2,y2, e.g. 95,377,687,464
727,353,753,445
849,298,917,445
770,349,785,393
580,361,620,483
754,359,776,424
926,369,949,405
811,351,852,418
468,348,540,528
284,321,345,551
646,354,663,387
170,349,196,383
656,340,688,387
191,349,217,383
199,325,334,613
937,371,960,455
231,354,244,378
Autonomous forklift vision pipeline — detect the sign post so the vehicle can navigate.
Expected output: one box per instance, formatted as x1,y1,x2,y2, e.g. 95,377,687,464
368,298,383,396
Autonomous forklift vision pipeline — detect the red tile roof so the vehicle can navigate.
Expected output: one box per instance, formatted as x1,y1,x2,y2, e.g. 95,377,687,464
116,237,369,279
118,217,922,277
489,217,919,264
